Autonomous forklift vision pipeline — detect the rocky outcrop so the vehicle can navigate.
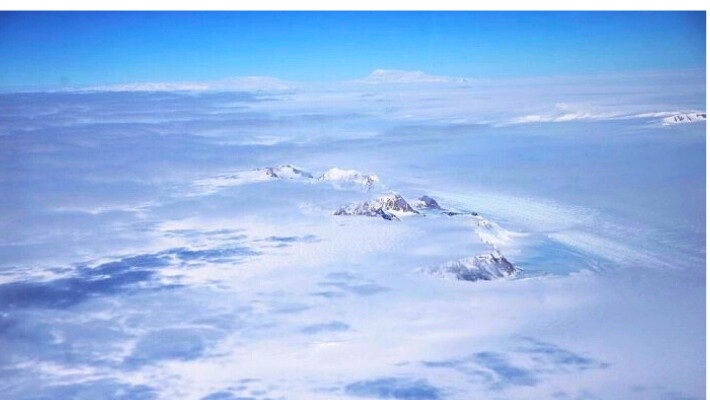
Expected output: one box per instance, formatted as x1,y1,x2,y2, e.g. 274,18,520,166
662,112,706,125
415,195,443,210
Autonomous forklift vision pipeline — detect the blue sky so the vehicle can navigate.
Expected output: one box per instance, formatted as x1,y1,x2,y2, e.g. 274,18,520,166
0,11,705,88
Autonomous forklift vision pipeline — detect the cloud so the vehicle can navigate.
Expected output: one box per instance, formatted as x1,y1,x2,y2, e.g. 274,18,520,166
517,337,610,373
0,262,162,310
201,392,256,400
0,241,261,310
319,281,389,296
423,352,537,389
123,328,219,367
300,321,350,334
82,76,294,92
12,379,157,400
170,246,260,263
422,338,609,390
472,352,538,387
345,377,442,400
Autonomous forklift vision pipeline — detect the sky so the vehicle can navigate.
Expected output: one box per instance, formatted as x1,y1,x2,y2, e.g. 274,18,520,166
0,11,706,88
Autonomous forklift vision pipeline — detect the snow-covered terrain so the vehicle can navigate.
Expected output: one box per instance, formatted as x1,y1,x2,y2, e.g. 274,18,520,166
192,165,312,194
662,112,707,125
0,69,705,400
319,167,381,190
423,251,520,282
334,192,419,220
194,165,381,195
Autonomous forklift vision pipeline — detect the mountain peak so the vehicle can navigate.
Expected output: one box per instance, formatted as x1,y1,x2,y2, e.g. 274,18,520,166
334,192,419,220
318,168,381,189
260,165,313,179
424,252,520,282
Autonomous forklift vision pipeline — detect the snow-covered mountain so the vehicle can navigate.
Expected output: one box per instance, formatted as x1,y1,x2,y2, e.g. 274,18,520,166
443,210,479,216
469,215,519,246
375,193,419,214
194,165,387,195
360,69,470,84
662,112,706,125
197,168,519,247
260,164,314,180
412,195,480,215
193,164,313,194
318,168,381,189
414,195,443,210
334,193,419,220
423,252,520,282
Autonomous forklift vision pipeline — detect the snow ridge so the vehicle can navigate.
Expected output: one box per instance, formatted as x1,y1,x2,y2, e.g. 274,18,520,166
193,165,381,194
192,164,312,194
334,192,419,221
423,251,520,282
318,168,381,190
662,112,706,125
260,164,314,180
470,215,518,246
418,196,519,246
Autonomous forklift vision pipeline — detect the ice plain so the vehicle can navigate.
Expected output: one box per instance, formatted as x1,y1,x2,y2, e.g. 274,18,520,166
0,69,705,400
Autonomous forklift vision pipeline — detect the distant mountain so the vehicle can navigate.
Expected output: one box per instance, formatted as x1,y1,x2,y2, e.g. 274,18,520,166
192,164,312,194
260,164,313,180
360,69,470,84
443,211,479,216
334,193,419,220
470,215,517,246
411,195,479,215
414,195,443,210
318,168,381,189
662,112,706,125
193,165,389,195
423,252,520,282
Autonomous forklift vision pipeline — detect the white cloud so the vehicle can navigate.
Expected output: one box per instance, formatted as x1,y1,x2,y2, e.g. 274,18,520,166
83,76,294,92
